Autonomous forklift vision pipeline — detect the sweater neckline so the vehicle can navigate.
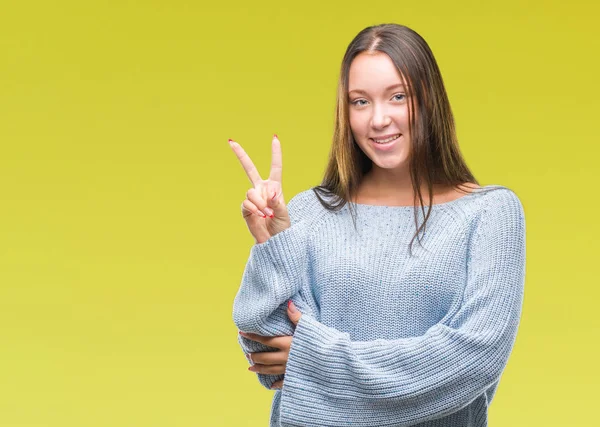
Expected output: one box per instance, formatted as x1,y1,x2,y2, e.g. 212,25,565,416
348,185,494,210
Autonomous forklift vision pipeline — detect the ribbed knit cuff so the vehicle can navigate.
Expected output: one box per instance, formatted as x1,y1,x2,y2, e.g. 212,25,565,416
284,314,343,383
279,314,347,425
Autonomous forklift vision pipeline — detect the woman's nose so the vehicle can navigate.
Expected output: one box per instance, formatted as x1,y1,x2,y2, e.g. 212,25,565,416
370,105,392,129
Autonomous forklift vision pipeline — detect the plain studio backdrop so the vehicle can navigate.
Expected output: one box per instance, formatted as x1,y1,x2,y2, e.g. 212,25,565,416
0,1,598,426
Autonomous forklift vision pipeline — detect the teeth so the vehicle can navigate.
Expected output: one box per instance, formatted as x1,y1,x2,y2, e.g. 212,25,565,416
373,134,400,143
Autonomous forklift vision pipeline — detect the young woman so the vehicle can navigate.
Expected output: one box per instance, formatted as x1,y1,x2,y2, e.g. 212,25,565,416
229,23,526,427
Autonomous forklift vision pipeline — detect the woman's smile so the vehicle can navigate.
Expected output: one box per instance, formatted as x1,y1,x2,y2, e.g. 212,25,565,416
370,134,402,151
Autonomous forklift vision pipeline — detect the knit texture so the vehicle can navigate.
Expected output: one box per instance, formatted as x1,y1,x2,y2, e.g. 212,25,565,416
232,184,526,427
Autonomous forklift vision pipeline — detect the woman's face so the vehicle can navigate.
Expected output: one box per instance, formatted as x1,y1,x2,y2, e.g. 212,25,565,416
348,52,414,173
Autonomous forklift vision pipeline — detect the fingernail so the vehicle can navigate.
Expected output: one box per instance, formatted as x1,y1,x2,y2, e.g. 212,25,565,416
272,191,278,201
288,300,297,313
263,207,274,217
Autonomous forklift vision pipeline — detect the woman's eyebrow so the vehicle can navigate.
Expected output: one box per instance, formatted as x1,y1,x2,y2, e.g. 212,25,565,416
348,84,405,95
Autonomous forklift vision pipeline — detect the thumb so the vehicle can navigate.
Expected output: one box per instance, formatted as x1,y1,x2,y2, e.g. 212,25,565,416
287,300,302,325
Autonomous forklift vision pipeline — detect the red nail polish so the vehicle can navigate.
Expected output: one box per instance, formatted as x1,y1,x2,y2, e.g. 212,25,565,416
274,134,278,139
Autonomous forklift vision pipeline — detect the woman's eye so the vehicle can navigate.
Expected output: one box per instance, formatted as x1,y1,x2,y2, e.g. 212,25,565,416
351,94,405,106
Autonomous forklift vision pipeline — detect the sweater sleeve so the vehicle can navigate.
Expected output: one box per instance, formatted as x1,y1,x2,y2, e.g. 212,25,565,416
232,189,319,390
278,189,526,426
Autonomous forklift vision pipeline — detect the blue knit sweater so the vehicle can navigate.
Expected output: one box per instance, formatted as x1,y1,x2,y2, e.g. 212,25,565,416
232,184,526,427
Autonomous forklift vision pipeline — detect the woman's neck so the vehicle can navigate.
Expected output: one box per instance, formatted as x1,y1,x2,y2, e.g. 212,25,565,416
354,172,478,207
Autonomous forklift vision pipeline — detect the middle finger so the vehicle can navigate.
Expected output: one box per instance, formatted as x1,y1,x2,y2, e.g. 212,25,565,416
228,140,262,187
250,351,287,365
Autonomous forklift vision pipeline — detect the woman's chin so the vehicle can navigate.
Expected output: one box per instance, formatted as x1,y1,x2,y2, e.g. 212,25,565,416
370,156,410,171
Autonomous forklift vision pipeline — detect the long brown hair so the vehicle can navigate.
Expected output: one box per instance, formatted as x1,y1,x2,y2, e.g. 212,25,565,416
312,23,504,255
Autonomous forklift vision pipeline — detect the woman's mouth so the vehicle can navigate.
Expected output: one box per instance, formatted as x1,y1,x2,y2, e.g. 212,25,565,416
370,134,401,144
369,134,402,151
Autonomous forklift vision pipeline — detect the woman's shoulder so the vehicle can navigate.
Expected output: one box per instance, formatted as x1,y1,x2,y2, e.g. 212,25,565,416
468,184,525,237
473,184,524,214
286,187,331,226
286,187,318,211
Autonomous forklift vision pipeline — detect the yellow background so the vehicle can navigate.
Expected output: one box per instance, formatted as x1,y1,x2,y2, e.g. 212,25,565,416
1,1,598,426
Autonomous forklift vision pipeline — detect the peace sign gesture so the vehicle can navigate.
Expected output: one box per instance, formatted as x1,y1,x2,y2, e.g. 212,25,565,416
228,134,291,244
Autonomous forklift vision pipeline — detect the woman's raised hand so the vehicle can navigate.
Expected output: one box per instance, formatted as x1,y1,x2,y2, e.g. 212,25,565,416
228,134,291,244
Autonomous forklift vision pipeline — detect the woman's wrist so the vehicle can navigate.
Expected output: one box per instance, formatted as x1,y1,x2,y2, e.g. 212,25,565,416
254,226,290,244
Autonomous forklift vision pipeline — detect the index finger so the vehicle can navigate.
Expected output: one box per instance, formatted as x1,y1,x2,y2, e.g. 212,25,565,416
228,139,262,186
268,134,282,183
